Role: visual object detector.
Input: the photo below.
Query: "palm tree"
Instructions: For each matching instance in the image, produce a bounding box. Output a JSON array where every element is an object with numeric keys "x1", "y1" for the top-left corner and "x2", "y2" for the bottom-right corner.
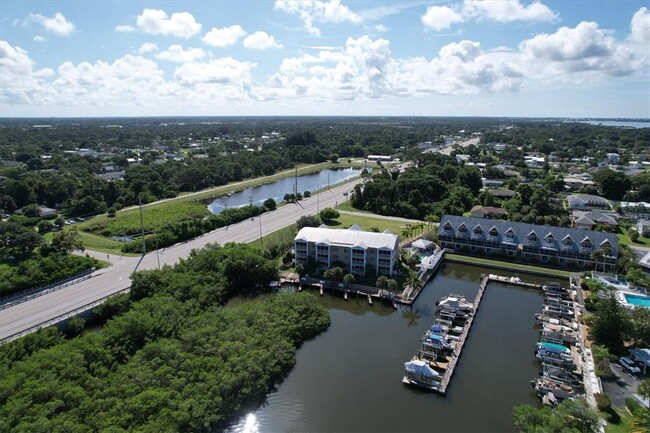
[
  {"x1": 591, "y1": 249, "x2": 604, "y2": 273},
  {"x1": 343, "y1": 273, "x2": 355, "y2": 288},
  {"x1": 406, "y1": 271, "x2": 422, "y2": 292},
  {"x1": 628, "y1": 409, "x2": 650, "y2": 433},
  {"x1": 638, "y1": 379, "x2": 650, "y2": 401},
  {"x1": 601, "y1": 244, "x2": 613, "y2": 272}
]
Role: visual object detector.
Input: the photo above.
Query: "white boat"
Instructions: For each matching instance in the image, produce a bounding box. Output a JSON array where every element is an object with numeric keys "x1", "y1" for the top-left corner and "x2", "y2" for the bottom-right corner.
[
  {"x1": 436, "y1": 295, "x2": 474, "y2": 313},
  {"x1": 403, "y1": 359, "x2": 441, "y2": 391},
  {"x1": 532, "y1": 377, "x2": 577, "y2": 401}
]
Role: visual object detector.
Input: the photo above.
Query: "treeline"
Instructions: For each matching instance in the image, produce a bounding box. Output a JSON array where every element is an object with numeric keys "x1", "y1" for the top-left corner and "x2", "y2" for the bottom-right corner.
[
  {"x1": 350, "y1": 154, "x2": 482, "y2": 219},
  {"x1": 0, "y1": 243, "x2": 330, "y2": 432}
]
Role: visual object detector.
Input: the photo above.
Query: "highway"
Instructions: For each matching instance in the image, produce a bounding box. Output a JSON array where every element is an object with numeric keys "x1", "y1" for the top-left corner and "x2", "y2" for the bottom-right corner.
[{"x1": 0, "y1": 179, "x2": 361, "y2": 341}]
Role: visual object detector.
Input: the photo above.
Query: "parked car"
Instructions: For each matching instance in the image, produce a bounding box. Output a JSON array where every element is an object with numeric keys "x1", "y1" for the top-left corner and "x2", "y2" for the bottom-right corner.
[{"x1": 620, "y1": 357, "x2": 641, "y2": 374}]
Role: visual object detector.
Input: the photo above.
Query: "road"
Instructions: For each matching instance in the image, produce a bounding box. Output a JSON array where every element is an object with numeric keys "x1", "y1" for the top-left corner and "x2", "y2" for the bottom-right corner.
[{"x1": 0, "y1": 179, "x2": 361, "y2": 341}]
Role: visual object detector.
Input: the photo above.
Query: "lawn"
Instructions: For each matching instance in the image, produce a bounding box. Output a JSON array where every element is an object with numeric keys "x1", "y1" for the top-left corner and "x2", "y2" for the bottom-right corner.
[
  {"x1": 446, "y1": 254, "x2": 573, "y2": 278},
  {"x1": 605, "y1": 407, "x2": 632, "y2": 433},
  {"x1": 335, "y1": 201, "x2": 373, "y2": 214},
  {"x1": 616, "y1": 226, "x2": 650, "y2": 247},
  {"x1": 44, "y1": 231, "x2": 137, "y2": 256},
  {"x1": 74, "y1": 162, "x2": 359, "y2": 246}
]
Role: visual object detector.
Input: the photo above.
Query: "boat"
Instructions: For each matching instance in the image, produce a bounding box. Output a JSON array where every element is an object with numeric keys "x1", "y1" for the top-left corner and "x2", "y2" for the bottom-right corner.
[
  {"x1": 531, "y1": 377, "x2": 577, "y2": 401},
  {"x1": 542, "y1": 282, "x2": 568, "y2": 296},
  {"x1": 403, "y1": 359, "x2": 441, "y2": 391},
  {"x1": 542, "y1": 305, "x2": 574, "y2": 320},
  {"x1": 540, "y1": 364, "x2": 581, "y2": 386},
  {"x1": 435, "y1": 295, "x2": 474, "y2": 313}
]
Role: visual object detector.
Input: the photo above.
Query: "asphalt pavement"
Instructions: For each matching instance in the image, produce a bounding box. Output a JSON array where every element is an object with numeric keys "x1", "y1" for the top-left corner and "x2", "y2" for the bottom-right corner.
[{"x1": 0, "y1": 179, "x2": 361, "y2": 341}]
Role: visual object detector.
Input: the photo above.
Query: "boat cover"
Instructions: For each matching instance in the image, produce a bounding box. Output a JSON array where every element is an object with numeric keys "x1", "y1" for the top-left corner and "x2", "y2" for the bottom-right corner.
[
  {"x1": 539, "y1": 342, "x2": 570, "y2": 353},
  {"x1": 430, "y1": 325, "x2": 444, "y2": 333},
  {"x1": 404, "y1": 360, "x2": 439, "y2": 377}
]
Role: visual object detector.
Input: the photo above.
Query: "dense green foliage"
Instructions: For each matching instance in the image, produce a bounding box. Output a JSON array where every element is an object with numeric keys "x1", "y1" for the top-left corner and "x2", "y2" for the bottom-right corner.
[
  {"x1": 512, "y1": 398, "x2": 602, "y2": 433},
  {"x1": 0, "y1": 243, "x2": 330, "y2": 432}
]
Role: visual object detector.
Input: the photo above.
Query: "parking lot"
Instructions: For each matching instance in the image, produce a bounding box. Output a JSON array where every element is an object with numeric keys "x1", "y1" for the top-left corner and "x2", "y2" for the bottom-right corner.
[{"x1": 602, "y1": 362, "x2": 642, "y2": 406}]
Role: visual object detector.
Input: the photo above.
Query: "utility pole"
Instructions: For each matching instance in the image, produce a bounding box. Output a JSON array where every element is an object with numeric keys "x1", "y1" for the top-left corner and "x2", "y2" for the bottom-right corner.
[
  {"x1": 155, "y1": 233, "x2": 160, "y2": 270},
  {"x1": 327, "y1": 173, "x2": 330, "y2": 190},
  {"x1": 317, "y1": 188, "x2": 320, "y2": 214},
  {"x1": 249, "y1": 195, "x2": 254, "y2": 220},
  {"x1": 294, "y1": 165, "x2": 298, "y2": 198},
  {"x1": 138, "y1": 195, "x2": 146, "y2": 255},
  {"x1": 259, "y1": 211, "x2": 263, "y2": 248},
  {"x1": 224, "y1": 201, "x2": 228, "y2": 230}
]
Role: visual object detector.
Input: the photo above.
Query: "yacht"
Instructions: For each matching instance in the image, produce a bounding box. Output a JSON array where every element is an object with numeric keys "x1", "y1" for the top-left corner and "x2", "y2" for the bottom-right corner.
[
  {"x1": 435, "y1": 295, "x2": 474, "y2": 313},
  {"x1": 403, "y1": 359, "x2": 441, "y2": 391}
]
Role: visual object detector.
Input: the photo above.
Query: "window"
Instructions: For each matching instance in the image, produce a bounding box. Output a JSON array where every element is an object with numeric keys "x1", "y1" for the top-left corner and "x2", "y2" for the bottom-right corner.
[
  {"x1": 473, "y1": 226, "x2": 482, "y2": 235},
  {"x1": 489, "y1": 227, "x2": 498, "y2": 237},
  {"x1": 581, "y1": 238, "x2": 592, "y2": 249},
  {"x1": 545, "y1": 235, "x2": 554, "y2": 244},
  {"x1": 458, "y1": 224, "x2": 467, "y2": 233},
  {"x1": 505, "y1": 229, "x2": 514, "y2": 240},
  {"x1": 443, "y1": 222, "x2": 452, "y2": 231},
  {"x1": 562, "y1": 236, "x2": 573, "y2": 246},
  {"x1": 528, "y1": 232, "x2": 537, "y2": 242}
]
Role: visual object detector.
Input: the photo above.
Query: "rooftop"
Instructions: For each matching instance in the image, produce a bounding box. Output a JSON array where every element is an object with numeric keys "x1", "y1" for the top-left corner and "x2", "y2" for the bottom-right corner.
[{"x1": 295, "y1": 226, "x2": 399, "y2": 250}]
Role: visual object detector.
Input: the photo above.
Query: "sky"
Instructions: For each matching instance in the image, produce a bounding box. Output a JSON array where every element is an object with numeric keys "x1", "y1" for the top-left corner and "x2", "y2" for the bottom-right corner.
[{"x1": 0, "y1": 0, "x2": 649, "y2": 118}]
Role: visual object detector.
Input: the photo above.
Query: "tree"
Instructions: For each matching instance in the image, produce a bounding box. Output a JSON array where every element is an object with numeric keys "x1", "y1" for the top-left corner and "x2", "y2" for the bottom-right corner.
[
  {"x1": 295, "y1": 264, "x2": 305, "y2": 277},
  {"x1": 343, "y1": 273, "x2": 355, "y2": 287},
  {"x1": 37, "y1": 220, "x2": 54, "y2": 234},
  {"x1": 263, "y1": 198, "x2": 277, "y2": 211},
  {"x1": 376, "y1": 275, "x2": 389, "y2": 289},
  {"x1": 589, "y1": 293, "x2": 632, "y2": 352},
  {"x1": 513, "y1": 398, "x2": 601, "y2": 433},
  {"x1": 638, "y1": 379, "x2": 650, "y2": 401},
  {"x1": 107, "y1": 207, "x2": 117, "y2": 218},
  {"x1": 296, "y1": 215, "x2": 321, "y2": 230},
  {"x1": 593, "y1": 169, "x2": 631, "y2": 200},
  {"x1": 319, "y1": 207, "x2": 340, "y2": 222},
  {"x1": 329, "y1": 153, "x2": 339, "y2": 163},
  {"x1": 303, "y1": 191, "x2": 311, "y2": 198},
  {"x1": 387, "y1": 279, "x2": 398, "y2": 291},
  {"x1": 51, "y1": 228, "x2": 85, "y2": 254},
  {"x1": 323, "y1": 267, "x2": 343, "y2": 281}
]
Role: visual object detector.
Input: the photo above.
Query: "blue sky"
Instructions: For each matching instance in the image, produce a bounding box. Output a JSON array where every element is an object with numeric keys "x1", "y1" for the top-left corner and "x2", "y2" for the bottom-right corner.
[{"x1": 1, "y1": 1, "x2": 648, "y2": 118}]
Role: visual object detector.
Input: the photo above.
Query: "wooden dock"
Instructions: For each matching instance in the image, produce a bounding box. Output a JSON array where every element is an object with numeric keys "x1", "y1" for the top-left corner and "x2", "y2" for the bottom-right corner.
[{"x1": 437, "y1": 275, "x2": 489, "y2": 395}]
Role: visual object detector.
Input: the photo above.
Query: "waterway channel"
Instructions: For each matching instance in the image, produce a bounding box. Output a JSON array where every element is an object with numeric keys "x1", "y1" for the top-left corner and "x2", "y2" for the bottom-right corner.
[
  {"x1": 226, "y1": 262, "x2": 567, "y2": 433},
  {"x1": 207, "y1": 167, "x2": 364, "y2": 214}
]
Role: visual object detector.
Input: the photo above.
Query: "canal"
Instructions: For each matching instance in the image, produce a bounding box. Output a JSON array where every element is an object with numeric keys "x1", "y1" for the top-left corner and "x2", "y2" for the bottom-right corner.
[
  {"x1": 226, "y1": 262, "x2": 567, "y2": 433},
  {"x1": 207, "y1": 167, "x2": 364, "y2": 214}
]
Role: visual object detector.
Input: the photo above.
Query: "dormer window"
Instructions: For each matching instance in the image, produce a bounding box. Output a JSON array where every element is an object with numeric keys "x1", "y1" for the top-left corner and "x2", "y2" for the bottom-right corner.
[
  {"x1": 489, "y1": 227, "x2": 498, "y2": 237},
  {"x1": 473, "y1": 225, "x2": 483, "y2": 235},
  {"x1": 544, "y1": 234, "x2": 555, "y2": 244},
  {"x1": 443, "y1": 222, "x2": 452, "y2": 231},
  {"x1": 581, "y1": 238, "x2": 592, "y2": 249},
  {"x1": 527, "y1": 231, "x2": 538, "y2": 242},
  {"x1": 505, "y1": 228, "x2": 514, "y2": 240},
  {"x1": 562, "y1": 236, "x2": 573, "y2": 246},
  {"x1": 458, "y1": 224, "x2": 467, "y2": 234}
]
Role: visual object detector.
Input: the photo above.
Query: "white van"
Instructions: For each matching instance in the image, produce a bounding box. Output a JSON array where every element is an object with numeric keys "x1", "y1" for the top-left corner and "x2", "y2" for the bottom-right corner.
[{"x1": 620, "y1": 357, "x2": 641, "y2": 374}]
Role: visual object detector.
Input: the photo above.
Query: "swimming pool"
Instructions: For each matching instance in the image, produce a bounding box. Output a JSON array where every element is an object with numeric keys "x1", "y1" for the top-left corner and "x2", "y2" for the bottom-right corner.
[{"x1": 624, "y1": 293, "x2": 650, "y2": 308}]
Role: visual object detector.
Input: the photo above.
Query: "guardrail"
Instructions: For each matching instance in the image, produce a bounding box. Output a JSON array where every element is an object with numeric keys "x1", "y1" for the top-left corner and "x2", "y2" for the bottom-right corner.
[
  {"x1": 0, "y1": 269, "x2": 95, "y2": 311},
  {"x1": 0, "y1": 288, "x2": 130, "y2": 344}
]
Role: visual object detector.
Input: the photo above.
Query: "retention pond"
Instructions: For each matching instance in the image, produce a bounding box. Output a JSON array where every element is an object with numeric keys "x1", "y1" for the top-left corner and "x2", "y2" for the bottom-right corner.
[
  {"x1": 207, "y1": 167, "x2": 364, "y2": 214},
  {"x1": 226, "y1": 262, "x2": 567, "y2": 432}
]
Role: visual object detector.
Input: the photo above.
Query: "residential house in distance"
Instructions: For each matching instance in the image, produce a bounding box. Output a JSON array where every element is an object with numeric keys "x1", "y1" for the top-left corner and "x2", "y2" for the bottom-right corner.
[
  {"x1": 438, "y1": 215, "x2": 618, "y2": 271},
  {"x1": 567, "y1": 194, "x2": 611, "y2": 210},
  {"x1": 294, "y1": 225, "x2": 400, "y2": 276},
  {"x1": 572, "y1": 210, "x2": 618, "y2": 231},
  {"x1": 469, "y1": 206, "x2": 507, "y2": 219}
]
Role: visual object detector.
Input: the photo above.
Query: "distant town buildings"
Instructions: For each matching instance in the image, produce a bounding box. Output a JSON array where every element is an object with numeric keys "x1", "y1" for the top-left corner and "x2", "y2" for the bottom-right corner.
[{"x1": 567, "y1": 194, "x2": 611, "y2": 210}]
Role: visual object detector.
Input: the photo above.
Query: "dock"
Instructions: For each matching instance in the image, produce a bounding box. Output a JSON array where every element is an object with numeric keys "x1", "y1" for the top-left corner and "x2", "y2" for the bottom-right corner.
[{"x1": 437, "y1": 275, "x2": 488, "y2": 394}]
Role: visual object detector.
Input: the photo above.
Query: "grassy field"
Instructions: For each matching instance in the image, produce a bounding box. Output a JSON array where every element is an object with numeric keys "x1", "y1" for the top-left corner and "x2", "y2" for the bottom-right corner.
[
  {"x1": 446, "y1": 254, "x2": 573, "y2": 278},
  {"x1": 605, "y1": 407, "x2": 632, "y2": 433},
  {"x1": 616, "y1": 226, "x2": 650, "y2": 247},
  {"x1": 44, "y1": 231, "x2": 137, "y2": 256},
  {"x1": 335, "y1": 201, "x2": 373, "y2": 214},
  {"x1": 74, "y1": 162, "x2": 358, "y2": 241}
]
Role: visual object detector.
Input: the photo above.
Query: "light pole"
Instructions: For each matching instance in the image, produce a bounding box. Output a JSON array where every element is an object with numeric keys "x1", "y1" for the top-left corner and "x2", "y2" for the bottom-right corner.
[
  {"x1": 259, "y1": 211, "x2": 263, "y2": 248},
  {"x1": 249, "y1": 195, "x2": 254, "y2": 220},
  {"x1": 224, "y1": 201, "x2": 228, "y2": 230}
]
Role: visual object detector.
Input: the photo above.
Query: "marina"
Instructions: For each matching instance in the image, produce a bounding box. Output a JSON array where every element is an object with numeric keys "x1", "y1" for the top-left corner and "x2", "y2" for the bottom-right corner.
[{"x1": 228, "y1": 262, "x2": 559, "y2": 433}]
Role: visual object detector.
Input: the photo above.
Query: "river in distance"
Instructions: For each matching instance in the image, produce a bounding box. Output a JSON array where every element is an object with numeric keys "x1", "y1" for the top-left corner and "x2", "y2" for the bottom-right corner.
[
  {"x1": 207, "y1": 167, "x2": 365, "y2": 214},
  {"x1": 226, "y1": 262, "x2": 567, "y2": 433}
]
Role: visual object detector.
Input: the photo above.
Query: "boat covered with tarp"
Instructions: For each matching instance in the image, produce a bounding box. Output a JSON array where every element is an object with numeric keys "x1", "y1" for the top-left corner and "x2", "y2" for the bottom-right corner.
[{"x1": 403, "y1": 359, "x2": 441, "y2": 391}]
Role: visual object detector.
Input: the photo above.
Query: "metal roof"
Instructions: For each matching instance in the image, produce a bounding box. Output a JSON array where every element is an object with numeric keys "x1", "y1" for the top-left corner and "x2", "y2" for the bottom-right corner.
[{"x1": 295, "y1": 226, "x2": 399, "y2": 250}]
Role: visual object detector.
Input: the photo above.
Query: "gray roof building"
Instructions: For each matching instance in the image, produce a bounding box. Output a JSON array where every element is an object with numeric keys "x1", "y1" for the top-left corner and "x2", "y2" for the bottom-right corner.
[{"x1": 567, "y1": 194, "x2": 611, "y2": 210}]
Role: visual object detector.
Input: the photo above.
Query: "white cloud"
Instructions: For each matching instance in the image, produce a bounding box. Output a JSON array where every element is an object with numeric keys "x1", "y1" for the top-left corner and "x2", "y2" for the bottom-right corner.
[
  {"x1": 374, "y1": 24, "x2": 388, "y2": 33},
  {"x1": 27, "y1": 12, "x2": 76, "y2": 36},
  {"x1": 202, "y1": 25, "x2": 247, "y2": 47},
  {"x1": 115, "y1": 25, "x2": 135, "y2": 33},
  {"x1": 173, "y1": 57, "x2": 255, "y2": 86},
  {"x1": 0, "y1": 41, "x2": 56, "y2": 104},
  {"x1": 463, "y1": 0, "x2": 558, "y2": 23},
  {"x1": 243, "y1": 31, "x2": 284, "y2": 49},
  {"x1": 630, "y1": 7, "x2": 650, "y2": 44},
  {"x1": 33, "y1": 36, "x2": 46, "y2": 43},
  {"x1": 274, "y1": 0, "x2": 362, "y2": 36},
  {"x1": 135, "y1": 8, "x2": 202, "y2": 38},
  {"x1": 155, "y1": 45, "x2": 206, "y2": 62},
  {"x1": 138, "y1": 42, "x2": 159, "y2": 55},
  {"x1": 422, "y1": 6, "x2": 464, "y2": 31},
  {"x1": 519, "y1": 21, "x2": 637, "y2": 76}
]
